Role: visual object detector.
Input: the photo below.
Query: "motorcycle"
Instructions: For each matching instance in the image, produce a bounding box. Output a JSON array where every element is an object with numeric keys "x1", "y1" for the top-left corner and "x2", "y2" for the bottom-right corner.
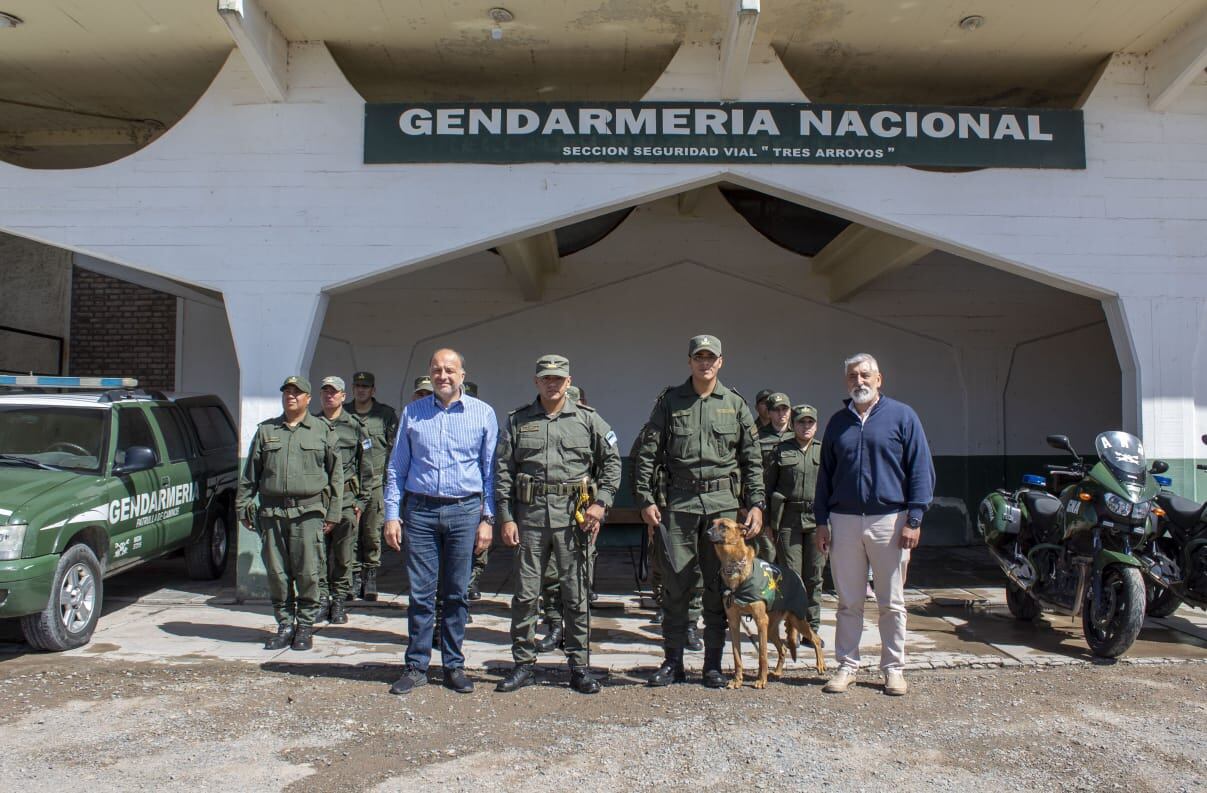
[
  {"x1": 977, "y1": 431, "x2": 1167, "y2": 658},
  {"x1": 1137, "y1": 433, "x2": 1207, "y2": 617}
]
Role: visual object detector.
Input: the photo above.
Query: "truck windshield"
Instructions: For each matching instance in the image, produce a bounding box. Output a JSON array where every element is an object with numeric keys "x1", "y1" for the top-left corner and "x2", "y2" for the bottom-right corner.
[{"x1": 0, "y1": 406, "x2": 106, "y2": 474}]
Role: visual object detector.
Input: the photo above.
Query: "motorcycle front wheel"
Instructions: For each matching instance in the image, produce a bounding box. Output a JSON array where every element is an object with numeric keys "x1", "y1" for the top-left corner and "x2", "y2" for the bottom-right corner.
[{"x1": 1083, "y1": 565, "x2": 1145, "y2": 658}]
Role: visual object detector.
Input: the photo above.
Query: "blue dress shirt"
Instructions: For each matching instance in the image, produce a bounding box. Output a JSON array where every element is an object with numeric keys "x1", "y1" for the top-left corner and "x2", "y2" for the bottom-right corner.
[{"x1": 384, "y1": 392, "x2": 498, "y2": 522}]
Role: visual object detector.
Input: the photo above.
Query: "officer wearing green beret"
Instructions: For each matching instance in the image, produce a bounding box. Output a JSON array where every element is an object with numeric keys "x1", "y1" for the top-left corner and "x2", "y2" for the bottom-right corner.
[
  {"x1": 315, "y1": 376, "x2": 374, "y2": 623},
  {"x1": 765, "y1": 404, "x2": 825, "y2": 632},
  {"x1": 495, "y1": 355, "x2": 621, "y2": 695},
  {"x1": 346, "y1": 371, "x2": 398, "y2": 602},
  {"x1": 236, "y1": 375, "x2": 342, "y2": 651},
  {"x1": 635, "y1": 335, "x2": 765, "y2": 687},
  {"x1": 754, "y1": 392, "x2": 794, "y2": 562}
]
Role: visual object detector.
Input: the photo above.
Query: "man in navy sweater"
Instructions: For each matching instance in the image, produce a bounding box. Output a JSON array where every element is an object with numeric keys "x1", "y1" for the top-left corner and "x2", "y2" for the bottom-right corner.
[{"x1": 814, "y1": 353, "x2": 934, "y2": 696}]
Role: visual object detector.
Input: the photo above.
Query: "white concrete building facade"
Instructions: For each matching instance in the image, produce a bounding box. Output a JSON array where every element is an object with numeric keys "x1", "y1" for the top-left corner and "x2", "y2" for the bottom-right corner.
[{"x1": 1, "y1": 3, "x2": 1205, "y2": 590}]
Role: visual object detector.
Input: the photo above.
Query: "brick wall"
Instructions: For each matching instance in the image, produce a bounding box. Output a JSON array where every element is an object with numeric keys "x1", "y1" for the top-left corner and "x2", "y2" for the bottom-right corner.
[{"x1": 69, "y1": 267, "x2": 176, "y2": 390}]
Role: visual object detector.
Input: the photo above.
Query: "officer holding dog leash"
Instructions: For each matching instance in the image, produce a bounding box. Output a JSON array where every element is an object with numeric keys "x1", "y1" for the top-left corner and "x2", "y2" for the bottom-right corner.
[{"x1": 494, "y1": 355, "x2": 621, "y2": 695}]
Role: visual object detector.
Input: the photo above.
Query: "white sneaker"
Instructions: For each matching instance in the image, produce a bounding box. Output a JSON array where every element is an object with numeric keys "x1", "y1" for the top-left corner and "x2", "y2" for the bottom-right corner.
[
  {"x1": 883, "y1": 669, "x2": 908, "y2": 696},
  {"x1": 822, "y1": 667, "x2": 856, "y2": 693}
]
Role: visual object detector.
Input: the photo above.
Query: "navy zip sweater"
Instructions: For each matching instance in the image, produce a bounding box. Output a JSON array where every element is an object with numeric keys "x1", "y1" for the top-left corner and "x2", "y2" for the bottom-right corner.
[{"x1": 814, "y1": 395, "x2": 935, "y2": 525}]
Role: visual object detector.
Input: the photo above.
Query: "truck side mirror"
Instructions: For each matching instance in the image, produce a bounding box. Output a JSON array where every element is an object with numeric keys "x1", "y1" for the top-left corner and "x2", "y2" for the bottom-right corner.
[
  {"x1": 114, "y1": 445, "x2": 157, "y2": 475},
  {"x1": 1150, "y1": 460, "x2": 1169, "y2": 474}
]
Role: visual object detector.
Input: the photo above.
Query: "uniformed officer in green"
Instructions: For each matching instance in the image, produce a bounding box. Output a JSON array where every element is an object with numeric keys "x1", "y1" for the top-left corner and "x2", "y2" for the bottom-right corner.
[
  {"x1": 315, "y1": 376, "x2": 373, "y2": 623},
  {"x1": 753, "y1": 388, "x2": 775, "y2": 430},
  {"x1": 495, "y1": 355, "x2": 621, "y2": 695},
  {"x1": 236, "y1": 375, "x2": 342, "y2": 651},
  {"x1": 346, "y1": 371, "x2": 398, "y2": 602},
  {"x1": 635, "y1": 335, "x2": 765, "y2": 687},
  {"x1": 754, "y1": 392, "x2": 793, "y2": 562},
  {"x1": 411, "y1": 375, "x2": 434, "y2": 402},
  {"x1": 466, "y1": 380, "x2": 489, "y2": 607},
  {"x1": 765, "y1": 404, "x2": 825, "y2": 631}
]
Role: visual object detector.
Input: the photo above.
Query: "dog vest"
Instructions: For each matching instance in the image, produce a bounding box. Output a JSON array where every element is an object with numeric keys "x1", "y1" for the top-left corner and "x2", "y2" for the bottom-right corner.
[{"x1": 723, "y1": 558, "x2": 811, "y2": 621}]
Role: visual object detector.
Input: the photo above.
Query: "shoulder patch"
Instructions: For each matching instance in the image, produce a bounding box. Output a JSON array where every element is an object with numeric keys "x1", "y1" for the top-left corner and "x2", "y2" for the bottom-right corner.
[{"x1": 604, "y1": 430, "x2": 618, "y2": 447}]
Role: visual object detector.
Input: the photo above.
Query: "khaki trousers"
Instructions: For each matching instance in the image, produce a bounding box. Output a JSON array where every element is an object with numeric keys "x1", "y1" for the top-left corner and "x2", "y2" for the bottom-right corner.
[{"x1": 830, "y1": 511, "x2": 910, "y2": 672}]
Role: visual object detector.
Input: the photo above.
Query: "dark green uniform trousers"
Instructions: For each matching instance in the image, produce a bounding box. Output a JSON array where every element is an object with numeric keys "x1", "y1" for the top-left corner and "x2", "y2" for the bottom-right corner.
[
  {"x1": 647, "y1": 527, "x2": 702, "y2": 622},
  {"x1": 656, "y1": 509, "x2": 735, "y2": 650},
  {"x1": 470, "y1": 543, "x2": 490, "y2": 590},
  {"x1": 319, "y1": 506, "x2": 357, "y2": 601},
  {"x1": 260, "y1": 513, "x2": 325, "y2": 626},
  {"x1": 754, "y1": 531, "x2": 777, "y2": 564},
  {"x1": 540, "y1": 540, "x2": 596, "y2": 626},
  {"x1": 511, "y1": 524, "x2": 590, "y2": 668},
  {"x1": 352, "y1": 490, "x2": 384, "y2": 573},
  {"x1": 776, "y1": 523, "x2": 826, "y2": 630}
]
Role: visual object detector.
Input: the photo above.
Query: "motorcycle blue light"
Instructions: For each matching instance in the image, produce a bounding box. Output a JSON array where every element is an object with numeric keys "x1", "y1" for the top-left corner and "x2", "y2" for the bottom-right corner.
[
  {"x1": 1154, "y1": 475, "x2": 1172, "y2": 487},
  {"x1": 1022, "y1": 474, "x2": 1046, "y2": 487}
]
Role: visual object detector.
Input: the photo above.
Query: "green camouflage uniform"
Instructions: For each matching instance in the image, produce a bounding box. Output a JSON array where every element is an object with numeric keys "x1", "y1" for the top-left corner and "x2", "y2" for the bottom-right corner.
[
  {"x1": 634, "y1": 377, "x2": 764, "y2": 651},
  {"x1": 236, "y1": 411, "x2": 342, "y2": 627},
  {"x1": 347, "y1": 398, "x2": 397, "y2": 575},
  {"x1": 318, "y1": 410, "x2": 373, "y2": 602},
  {"x1": 765, "y1": 421, "x2": 824, "y2": 630},
  {"x1": 496, "y1": 389, "x2": 621, "y2": 670}
]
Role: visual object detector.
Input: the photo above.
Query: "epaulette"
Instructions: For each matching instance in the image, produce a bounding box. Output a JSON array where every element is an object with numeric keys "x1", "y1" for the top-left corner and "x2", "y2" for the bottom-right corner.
[
  {"x1": 729, "y1": 385, "x2": 747, "y2": 400},
  {"x1": 651, "y1": 385, "x2": 673, "y2": 411},
  {"x1": 577, "y1": 403, "x2": 596, "y2": 412},
  {"x1": 507, "y1": 403, "x2": 530, "y2": 416}
]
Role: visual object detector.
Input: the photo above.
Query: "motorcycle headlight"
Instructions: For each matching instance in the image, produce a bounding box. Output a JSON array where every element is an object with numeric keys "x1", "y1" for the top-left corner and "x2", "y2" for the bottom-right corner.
[
  {"x1": 1133, "y1": 501, "x2": 1152, "y2": 521},
  {"x1": 1103, "y1": 493, "x2": 1133, "y2": 517},
  {"x1": 0, "y1": 522, "x2": 26, "y2": 561}
]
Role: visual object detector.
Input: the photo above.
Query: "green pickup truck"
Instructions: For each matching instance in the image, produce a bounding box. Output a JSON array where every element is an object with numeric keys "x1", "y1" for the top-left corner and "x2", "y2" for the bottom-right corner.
[{"x1": 0, "y1": 376, "x2": 239, "y2": 651}]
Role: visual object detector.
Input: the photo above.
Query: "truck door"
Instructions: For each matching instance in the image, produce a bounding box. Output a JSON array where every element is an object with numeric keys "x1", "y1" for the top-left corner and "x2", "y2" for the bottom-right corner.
[
  {"x1": 107, "y1": 405, "x2": 165, "y2": 568},
  {"x1": 148, "y1": 404, "x2": 204, "y2": 549}
]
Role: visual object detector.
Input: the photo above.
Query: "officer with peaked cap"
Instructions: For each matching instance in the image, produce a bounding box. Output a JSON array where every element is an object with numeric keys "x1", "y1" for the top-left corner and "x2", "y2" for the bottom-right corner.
[{"x1": 346, "y1": 371, "x2": 398, "y2": 601}]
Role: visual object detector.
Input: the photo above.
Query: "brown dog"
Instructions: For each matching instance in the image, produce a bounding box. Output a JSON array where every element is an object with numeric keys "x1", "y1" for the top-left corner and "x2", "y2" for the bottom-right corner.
[{"x1": 707, "y1": 517, "x2": 826, "y2": 689}]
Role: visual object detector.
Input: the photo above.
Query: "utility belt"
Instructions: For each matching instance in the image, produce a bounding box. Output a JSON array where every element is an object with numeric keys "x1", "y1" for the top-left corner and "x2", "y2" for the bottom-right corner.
[
  {"x1": 784, "y1": 499, "x2": 814, "y2": 510},
  {"x1": 259, "y1": 493, "x2": 324, "y2": 510},
  {"x1": 515, "y1": 473, "x2": 595, "y2": 505},
  {"x1": 670, "y1": 474, "x2": 737, "y2": 495}
]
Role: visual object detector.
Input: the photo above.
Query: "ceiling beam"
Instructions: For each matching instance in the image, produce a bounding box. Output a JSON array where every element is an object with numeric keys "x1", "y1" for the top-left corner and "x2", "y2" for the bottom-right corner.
[
  {"x1": 811, "y1": 225, "x2": 932, "y2": 303},
  {"x1": 719, "y1": 0, "x2": 760, "y2": 100},
  {"x1": 497, "y1": 232, "x2": 560, "y2": 302},
  {"x1": 217, "y1": 0, "x2": 289, "y2": 103},
  {"x1": 1147, "y1": 10, "x2": 1207, "y2": 112}
]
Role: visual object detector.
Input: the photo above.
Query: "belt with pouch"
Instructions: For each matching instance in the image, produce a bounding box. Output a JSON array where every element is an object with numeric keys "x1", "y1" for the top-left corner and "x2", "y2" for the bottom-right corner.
[
  {"x1": 532, "y1": 480, "x2": 591, "y2": 497},
  {"x1": 670, "y1": 475, "x2": 732, "y2": 494}
]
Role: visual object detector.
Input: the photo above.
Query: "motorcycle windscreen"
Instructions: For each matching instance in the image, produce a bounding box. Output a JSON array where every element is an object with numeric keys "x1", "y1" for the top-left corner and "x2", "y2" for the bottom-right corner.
[{"x1": 1094, "y1": 431, "x2": 1146, "y2": 485}]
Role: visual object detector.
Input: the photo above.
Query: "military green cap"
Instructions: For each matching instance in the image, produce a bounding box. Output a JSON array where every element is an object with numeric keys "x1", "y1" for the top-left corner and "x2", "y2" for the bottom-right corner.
[
  {"x1": 565, "y1": 385, "x2": 582, "y2": 403},
  {"x1": 412, "y1": 376, "x2": 433, "y2": 394},
  {"x1": 535, "y1": 354, "x2": 570, "y2": 378},
  {"x1": 280, "y1": 375, "x2": 311, "y2": 394},
  {"x1": 755, "y1": 388, "x2": 775, "y2": 405},
  {"x1": 792, "y1": 404, "x2": 818, "y2": 423},
  {"x1": 766, "y1": 392, "x2": 791, "y2": 410},
  {"x1": 688, "y1": 334, "x2": 722, "y2": 357},
  {"x1": 463, "y1": 381, "x2": 479, "y2": 397},
  {"x1": 320, "y1": 375, "x2": 346, "y2": 392},
  {"x1": 352, "y1": 371, "x2": 375, "y2": 386}
]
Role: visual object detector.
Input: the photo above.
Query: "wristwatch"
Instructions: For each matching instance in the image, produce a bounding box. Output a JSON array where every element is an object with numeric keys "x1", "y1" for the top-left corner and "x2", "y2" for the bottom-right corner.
[
  {"x1": 750, "y1": 500, "x2": 768, "y2": 512},
  {"x1": 906, "y1": 517, "x2": 922, "y2": 529},
  {"x1": 481, "y1": 514, "x2": 496, "y2": 526}
]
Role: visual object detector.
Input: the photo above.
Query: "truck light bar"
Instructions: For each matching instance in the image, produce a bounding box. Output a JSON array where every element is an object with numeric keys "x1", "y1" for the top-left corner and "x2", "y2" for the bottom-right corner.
[{"x1": 0, "y1": 375, "x2": 139, "y2": 389}]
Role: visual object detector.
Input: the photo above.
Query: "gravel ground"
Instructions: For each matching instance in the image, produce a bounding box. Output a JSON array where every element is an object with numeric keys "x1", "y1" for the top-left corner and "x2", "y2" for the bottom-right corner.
[{"x1": 0, "y1": 657, "x2": 1203, "y2": 793}]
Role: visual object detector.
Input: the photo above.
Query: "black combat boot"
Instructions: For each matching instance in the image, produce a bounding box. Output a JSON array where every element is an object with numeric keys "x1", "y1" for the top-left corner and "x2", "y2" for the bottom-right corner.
[
  {"x1": 685, "y1": 624, "x2": 704, "y2": 652},
  {"x1": 467, "y1": 581, "x2": 482, "y2": 601},
  {"x1": 348, "y1": 572, "x2": 361, "y2": 601},
  {"x1": 329, "y1": 597, "x2": 348, "y2": 624},
  {"x1": 569, "y1": 667, "x2": 601, "y2": 695},
  {"x1": 316, "y1": 595, "x2": 331, "y2": 623},
  {"x1": 264, "y1": 622, "x2": 294, "y2": 650},
  {"x1": 535, "y1": 623, "x2": 564, "y2": 653},
  {"x1": 701, "y1": 646, "x2": 726, "y2": 688},
  {"x1": 495, "y1": 663, "x2": 536, "y2": 692},
  {"x1": 646, "y1": 648, "x2": 686, "y2": 687},
  {"x1": 291, "y1": 624, "x2": 314, "y2": 651},
  {"x1": 361, "y1": 568, "x2": 378, "y2": 601}
]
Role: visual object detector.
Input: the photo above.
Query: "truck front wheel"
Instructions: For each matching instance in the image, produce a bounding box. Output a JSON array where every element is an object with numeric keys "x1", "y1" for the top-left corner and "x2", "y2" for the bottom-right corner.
[{"x1": 20, "y1": 543, "x2": 104, "y2": 651}]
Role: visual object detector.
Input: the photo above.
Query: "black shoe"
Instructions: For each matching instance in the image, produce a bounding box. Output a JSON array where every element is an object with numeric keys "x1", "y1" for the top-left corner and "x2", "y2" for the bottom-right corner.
[
  {"x1": 362, "y1": 568, "x2": 378, "y2": 602},
  {"x1": 570, "y1": 668, "x2": 601, "y2": 694},
  {"x1": 443, "y1": 668, "x2": 474, "y2": 694},
  {"x1": 316, "y1": 595, "x2": 331, "y2": 623},
  {"x1": 646, "y1": 649, "x2": 686, "y2": 687},
  {"x1": 291, "y1": 624, "x2": 314, "y2": 651},
  {"x1": 348, "y1": 572, "x2": 361, "y2": 601},
  {"x1": 495, "y1": 664, "x2": 536, "y2": 693},
  {"x1": 467, "y1": 582, "x2": 482, "y2": 601},
  {"x1": 685, "y1": 625, "x2": 704, "y2": 652},
  {"x1": 264, "y1": 623, "x2": 294, "y2": 650},
  {"x1": 701, "y1": 646, "x2": 726, "y2": 688},
  {"x1": 535, "y1": 623, "x2": 564, "y2": 654},
  {"x1": 651, "y1": 610, "x2": 663, "y2": 625},
  {"x1": 390, "y1": 665, "x2": 428, "y2": 695},
  {"x1": 588, "y1": 588, "x2": 599, "y2": 603},
  {"x1": 329, "y1": 598, "x2": 348, "y2": 625}
]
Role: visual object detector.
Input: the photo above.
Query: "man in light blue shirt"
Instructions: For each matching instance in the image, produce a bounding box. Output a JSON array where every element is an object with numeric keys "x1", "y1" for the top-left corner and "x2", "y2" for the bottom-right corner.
[{"x1": 384, "y1": 348, "x2": 497, "y2": 695}]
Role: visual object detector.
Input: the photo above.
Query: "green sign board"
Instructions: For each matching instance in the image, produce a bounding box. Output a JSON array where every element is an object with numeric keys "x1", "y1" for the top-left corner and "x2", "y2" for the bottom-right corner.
[{"x1": 364, "y1": 102, "x2": 1085, "y2": 169}]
